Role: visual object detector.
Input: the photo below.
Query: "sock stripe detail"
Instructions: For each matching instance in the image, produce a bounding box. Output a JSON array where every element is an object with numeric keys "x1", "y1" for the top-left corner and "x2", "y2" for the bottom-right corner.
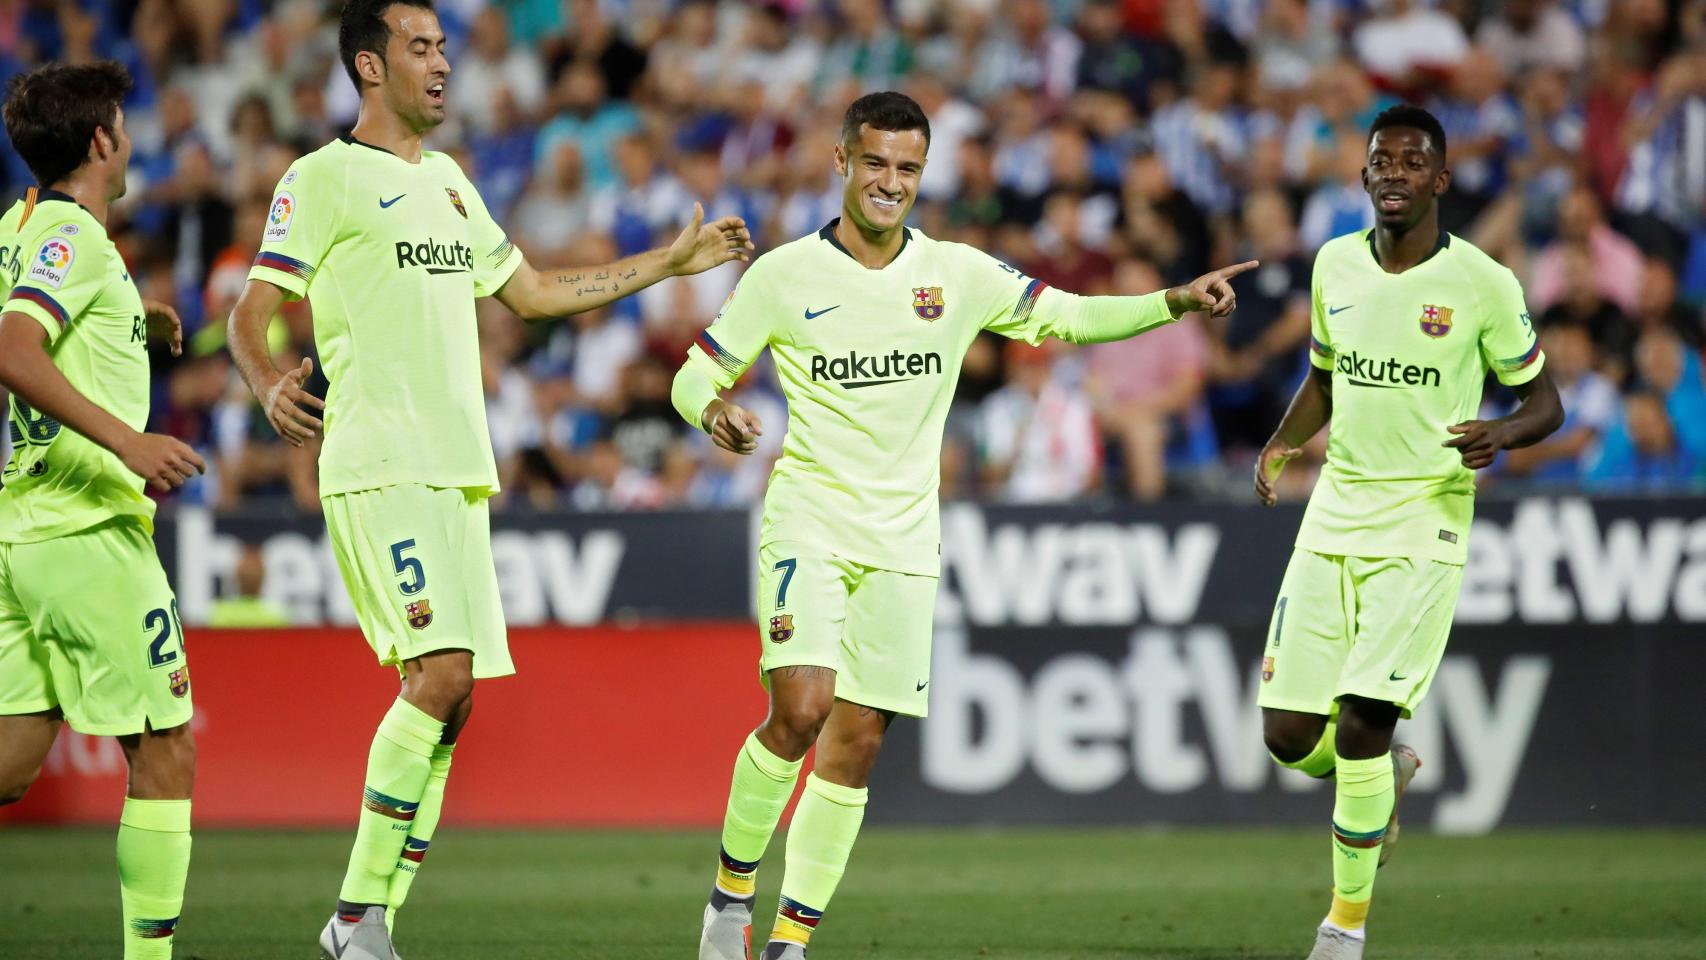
[
  {"x1": 129, "y1": 917, "x2": 179, "y2": 938},
  {"x1": 720, "y1": 846, "x2": 760, "y2": 875},
  {"x1": 362, "y1": 787, "x2": 420, "y2": 821},
  {"x1": 1332, "y1": 822, "x2": 1387, "y2": 849},
  {"x1": 401, "y1": 837, "x2": 430, "y2": 863},
  {"x1": 777, "y1": 896, "x2": 822, "y2": 928}
]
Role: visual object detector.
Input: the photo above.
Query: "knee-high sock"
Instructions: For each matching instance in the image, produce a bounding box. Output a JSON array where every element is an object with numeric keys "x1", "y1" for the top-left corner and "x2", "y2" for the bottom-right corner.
[
  {"x1": 715, "y1": 732, "x2": 804, "y2": 900},
  {"x1": 1327, "y1": 753, "x2": 1395, "y2": 932},
  {"x1": 118, "y1": 798, "x2": 192, "y2": 960},
  {"x1": 386, "y1": 742, "x2": 455, "y2": 929},
  {"x1": 339, "y1": 699, "x2": 443, "y2": 908},
  {"x1": 1272, "y1": 719, "x2": 1337, "y2": 779},
  {"x1": 770, "y1": 774, "x2": 867, "y2": 948}
]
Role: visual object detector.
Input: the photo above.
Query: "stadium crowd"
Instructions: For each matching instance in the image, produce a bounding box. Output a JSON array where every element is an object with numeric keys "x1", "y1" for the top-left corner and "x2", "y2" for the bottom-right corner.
[{"x1": 0, "y1": 0, "x2": 1703, "y2": 510}]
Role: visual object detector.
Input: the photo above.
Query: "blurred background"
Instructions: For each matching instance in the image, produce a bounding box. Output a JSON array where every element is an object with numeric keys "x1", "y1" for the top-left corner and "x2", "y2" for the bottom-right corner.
[{"x1": 1, "y1": 0, "x2": 1704, "y2": 887}]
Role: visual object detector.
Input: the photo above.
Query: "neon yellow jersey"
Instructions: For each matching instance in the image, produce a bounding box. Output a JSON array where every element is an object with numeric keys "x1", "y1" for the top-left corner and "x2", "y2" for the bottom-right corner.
[
  {"x1": 681, "y1": 221, "x2": 1167, "y2": 576},
  {"x1": 1300, "y1": 230, "x2": 1544, "y2": 564},
  {"x1": 0, "y1": 191, "x2": 153, "y2": 543},
  {"x1": 249, "y1": 136, "x2": 523, "y2": 497}
]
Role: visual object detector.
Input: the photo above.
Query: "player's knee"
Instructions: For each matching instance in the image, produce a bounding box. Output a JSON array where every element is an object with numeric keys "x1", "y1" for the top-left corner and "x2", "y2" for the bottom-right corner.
[
  {"x1": 765, "y1": 703, "x2": 830, "y2": 757},
  {"x1": 0, "y1": 768, "x2": 40, "y2": 806},
  {"x1": 406, "y1": 667, "x2": 475, "y2": 719},
  {"x1": 1262, "y1": 712, "x2": 1324, "y2": 763},
  {"x1": 839, "y1": 724, "x2": 885, "y2": 770}
]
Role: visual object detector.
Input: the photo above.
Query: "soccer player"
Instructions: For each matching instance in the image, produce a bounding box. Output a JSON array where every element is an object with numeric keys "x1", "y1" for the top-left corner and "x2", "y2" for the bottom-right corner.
[
  {"x1": 1253, "y1": 105, "x2": 1563, "y2": 960},
  {"x1": 225, "y1": 3, "x2": 751, "y2": 958},
  {"x1": 0, "y1": 62, "x2": 206, "y2": 960},
  {"x1": 675, "y1": 91, "x2": 1258, "y2": 960}
]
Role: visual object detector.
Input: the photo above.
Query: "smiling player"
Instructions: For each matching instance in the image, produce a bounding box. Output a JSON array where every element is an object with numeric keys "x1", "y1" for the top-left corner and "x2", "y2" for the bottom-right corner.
[
  {"x1": 0, "y1": 61, "x2": 204, "y2": 960},
  {"x1": 226, "y1": 3, "x2": 751, "y2": 958},
  {"x1": 1253, "y1": 105, "x2": 1563, "y2": 959},
  {"x1": 675, "y1": 91, "x2": 1258, "y2": 960}
]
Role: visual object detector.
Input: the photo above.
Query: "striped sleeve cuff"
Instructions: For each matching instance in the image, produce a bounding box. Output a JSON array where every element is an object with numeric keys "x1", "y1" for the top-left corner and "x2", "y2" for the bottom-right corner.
[
  {"x1": 1309, "y1": 335, "x2": 1334, "y2": 369},
  {"x1": 248, "y1": 251, "x2": 316, "y2": 299},
  {"x1": 5, "y1": 286, "x2": 70, "y2": 342},
  {"x1": 1013, "y1": 277, "x2": 1050, "y2": 329},
  {"x1": 693, "y1": 329, "x2": 747, "y2": 382},
  {"x1": 1493, "y1": 340, "x2": 1544, "y2": 385}
]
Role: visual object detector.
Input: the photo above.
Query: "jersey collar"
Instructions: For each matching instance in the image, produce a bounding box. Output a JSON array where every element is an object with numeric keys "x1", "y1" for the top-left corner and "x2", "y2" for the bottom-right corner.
[
  {"x1": 819, "y1": 217, "x2": 911, "y2": 268},
  {"x1": 1366, "y1": 228, "x2": 1450, "y2": 271},
  {"x1": 339, "y1": 133, "x2": 402, "y2": 159}
]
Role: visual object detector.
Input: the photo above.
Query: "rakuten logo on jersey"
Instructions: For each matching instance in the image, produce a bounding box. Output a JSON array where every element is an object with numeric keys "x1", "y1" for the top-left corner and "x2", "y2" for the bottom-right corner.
[
  {"x1": 810, "y1": 349, "x2": 943, "y2": 389},
  {"x1": 1335, "y1": 349, "x2": 1441, "y2": 388},
  {"x1": 395, "y1": 238, "x2": 474, "y2": 275}
]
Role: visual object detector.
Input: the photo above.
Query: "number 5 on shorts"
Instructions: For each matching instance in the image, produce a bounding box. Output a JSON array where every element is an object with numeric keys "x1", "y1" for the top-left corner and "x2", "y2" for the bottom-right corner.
[
  {"x1": 774, "y1": 558, "x2": 796, "y2": 608},
  {"x1": 391, "y1": 539, "x2": 426, "y2": 596}
]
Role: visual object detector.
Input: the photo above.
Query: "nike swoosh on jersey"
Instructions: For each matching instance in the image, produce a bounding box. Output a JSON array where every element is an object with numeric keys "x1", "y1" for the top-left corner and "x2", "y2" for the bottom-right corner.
[
  {"x1": 1388, "y1": 670, "x2": 1408, "y2": 681},
  {"x1": 1328, "y1": 304, "x2": 1355, "y2": 315},
  {"x1": 916, "y1": 680, "x2": 929, "y2": 691},
  {"x1": 804, "y1": 305, "x2": 840, "y2": 319},
  {"x1": 380, "y1": 195, "x2": 406, "y2": 208}
]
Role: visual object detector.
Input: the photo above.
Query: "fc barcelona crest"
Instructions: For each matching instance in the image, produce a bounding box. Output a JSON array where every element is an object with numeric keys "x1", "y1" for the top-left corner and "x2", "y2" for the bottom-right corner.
[
  {"x1": 1419, "y1": 304, "x2": 1453, "y2": 338},
  {"x1": 1261, "y1": 656, "x2": 1275, "y2": 683},
  {"x1": 912, "y1": 286, "x2": 945, "y2": 321},
  {"x1": 169, "y1": 666, "x2": 191, "y2": 699},
  {"x1": 406, "y1": 599, "x2": 434, "y2": 630},
  {"x1": 768, "y1": 614, "x2": 795, "y2": 644},
  {"x1": 445, "y1": 188, "x2": 467, "y2": 218}
]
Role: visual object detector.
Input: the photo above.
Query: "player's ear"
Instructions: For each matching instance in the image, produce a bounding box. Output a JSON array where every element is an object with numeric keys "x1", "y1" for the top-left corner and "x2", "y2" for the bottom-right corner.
[
  {"x1": 355, "y1": 49, "x2": 386, "y2": 87},
  {"x1": 1434, "y1": 165, "x2": 1451, "y2": 197},
  {"x1": 833, "y1": 142, "x2": 850, "y2": 179}
]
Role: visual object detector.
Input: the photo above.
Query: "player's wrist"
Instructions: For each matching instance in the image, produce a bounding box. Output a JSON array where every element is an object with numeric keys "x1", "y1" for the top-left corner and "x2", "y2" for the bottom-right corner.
[
  {"x1": 701, "y1": 399, "x2": 726, "y2": 434},
  {"x1": 1164, "y1": 287, "x2": 1189, "y2": 318}
]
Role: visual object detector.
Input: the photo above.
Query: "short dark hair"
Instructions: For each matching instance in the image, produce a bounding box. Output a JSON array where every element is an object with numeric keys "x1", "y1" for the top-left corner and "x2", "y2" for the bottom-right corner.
[
  {"x1": 2, "y1": 61, "x2": 132, "y2": 189},
  {"x1": 339, "y1": 0, "x2": 436, "y2": 89},
  {"x1": 1368, "y1": 104, "x2": 1447, "y2": 162},
  {"x1": 841, "y1": 91, "x2": 931, "y2": 150}
]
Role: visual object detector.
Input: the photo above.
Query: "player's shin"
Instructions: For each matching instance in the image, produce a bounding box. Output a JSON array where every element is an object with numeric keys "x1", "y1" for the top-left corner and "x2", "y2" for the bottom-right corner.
[
  {"x1": 770, "y1": 773, "x2": 868, "y2": 952},
  {"x1": 1325, "y1": 753, "x2": 1395, "y2": 937},
  {"x1": 384, "y1": 741, "x2": 454, "y2": 930},
  {"x1": 117, "y1": 798, "x2": 192, "y2": 960},
  {"x1": 715, "y1": 732, "x2": 804, "y2": 900},
  {"x1": 338, "y1": 700, "x2": 443, "y2": 914}
]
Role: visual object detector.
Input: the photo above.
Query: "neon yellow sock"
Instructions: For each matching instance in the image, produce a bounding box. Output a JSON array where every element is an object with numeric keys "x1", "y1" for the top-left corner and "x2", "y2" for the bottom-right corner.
[
  {"x1": 386, "y1": 742, "x2": 454, "y2": 930},
  {"x1": 1272, "y1": 719, "x2": 1337, "y2": 779},
  {"x1": 772, "y1": 774, "x2": 867, "y2": 948},
  {"x1": 117, "y1": 798, "x2": 191, "y2": 960},
  {"x1": 715, "y1": 733, "x2": 803, "y2": 899},
  {"x1": 1327, "y1": 752, "x2": 1395, "y2": 927},
  {"x1": 339, "y1": 699, "x2": 442, "y2": 907}
]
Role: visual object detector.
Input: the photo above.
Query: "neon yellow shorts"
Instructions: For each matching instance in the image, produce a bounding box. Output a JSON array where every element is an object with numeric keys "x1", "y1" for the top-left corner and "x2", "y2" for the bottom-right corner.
[
  {"x1": 0, "y1": 518, "x2": 192, "y2": 735},
  {"x1": 1256, "y1": 548, "x2": 1464, "y2": 719},
  {"x1": 323, "y1": 484, "x2": 512, "y2": 679},
  {"x1": 756, "y1": 541, "x2": 939, "y2": 718}
]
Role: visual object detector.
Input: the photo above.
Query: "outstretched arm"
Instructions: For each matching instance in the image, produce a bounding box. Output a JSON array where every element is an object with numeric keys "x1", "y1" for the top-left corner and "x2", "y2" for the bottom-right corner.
[
  {"x1": 495, "y1": 203, "x2": 753, "y2": 321},
  {"x1": 0, "y1": 313, "x2": 204, "y2": 490},
  {"x1": 1443, "y1": 366, "x2": 1564, "y2": 469},
  {"x1": 1255, "y1": 365, "x2": 1332, "y2": 506},
  {"x1": 1005, "y1": 260, "x2": 1262, "y2": 345}
]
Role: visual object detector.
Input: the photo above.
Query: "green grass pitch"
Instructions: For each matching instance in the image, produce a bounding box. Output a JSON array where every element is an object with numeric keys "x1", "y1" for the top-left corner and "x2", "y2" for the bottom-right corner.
[{"x1": 2, "y1": 827, "x2": 1702, "y2": 959}]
